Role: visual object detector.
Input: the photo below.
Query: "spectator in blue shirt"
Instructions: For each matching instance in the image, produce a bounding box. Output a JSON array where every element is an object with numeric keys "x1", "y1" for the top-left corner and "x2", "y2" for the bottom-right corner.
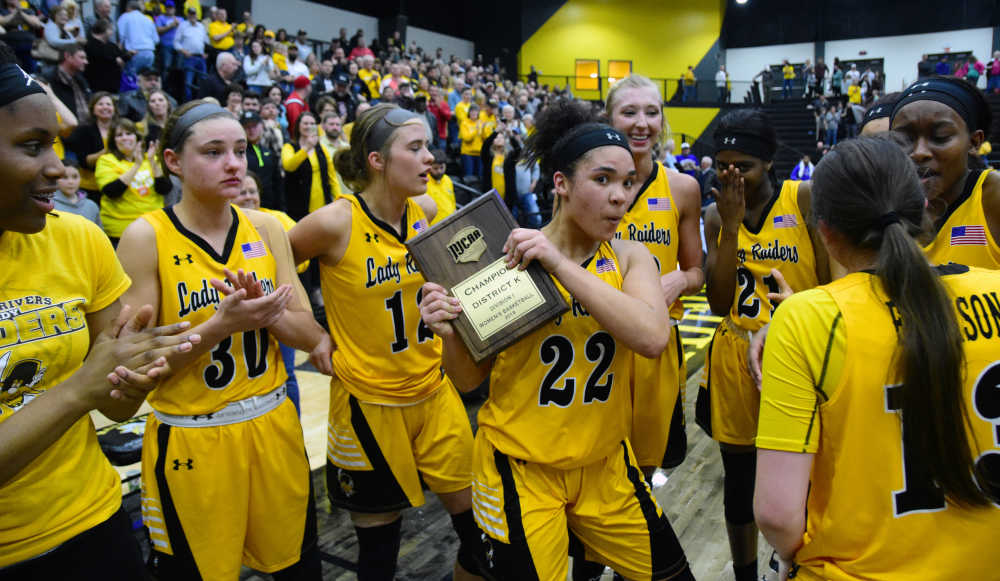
[
  {"x1": 173, "y1": 6, "x2": 208, "y2": 101},
  {"x1": 155, "y1": 0, "x2": 181, "y2": 73},
  {"x1": 935, "y1": 56, "x2": 952, "y2": 76},
  {"x1": 117, "y1": 0, "x2": 158, "y2": 79}
]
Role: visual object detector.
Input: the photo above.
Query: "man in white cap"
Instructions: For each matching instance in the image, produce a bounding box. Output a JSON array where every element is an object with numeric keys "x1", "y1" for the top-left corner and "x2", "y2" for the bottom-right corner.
[{"x1": 676, "y1": 141, "x2": 697, "y2": 176}]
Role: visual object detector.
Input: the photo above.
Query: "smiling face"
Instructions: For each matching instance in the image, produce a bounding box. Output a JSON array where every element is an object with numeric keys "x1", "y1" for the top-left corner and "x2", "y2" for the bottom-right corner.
[
  {"x1": 890, "y1": 100, "x2": 981, "y2": 203},
  {"x1": 378, "y1": 122, "x2": 434, "y2": 197},
  {"x1": 609, "y1": 86, "x2": 663, "y2": 160},
  {"x1": 92, "y1": 95, "x2": 115, "y2": 122},
  {"x1": 165, "y1": 117, "x2": 248, "y2": 201},
  {"x1": 555, "y1": 146, "x2": 635, "y2": 241},
  {"x1": 114, "y1": 126, "x2": 138, "y2": 156},
  {"x1": 0, "y1": 94, "x2": 64, "y2": 234},
  {"x1": 57, "y1": 164, "x2": 80, "y2": 196}
]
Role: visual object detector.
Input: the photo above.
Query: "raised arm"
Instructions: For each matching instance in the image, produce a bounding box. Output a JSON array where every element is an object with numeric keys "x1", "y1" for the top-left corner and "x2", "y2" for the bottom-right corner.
[{"x1": 704, "y1": 166, "x2": 746, "y2": 315}]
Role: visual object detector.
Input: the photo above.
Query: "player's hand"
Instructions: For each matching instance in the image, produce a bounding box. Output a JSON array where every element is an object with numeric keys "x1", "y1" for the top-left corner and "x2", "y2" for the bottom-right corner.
[
  {"x1": 105, "y1": 304, "x2": 201, "y2": 400},
  {"x1": 216, "y1": 267, "x2": 266, "y2": 299},
  {"x1": 308, "y1": 333, "x2": 335, "y2": 376},
  {"x1": 748, "y1": 323, "x2": 769, "y2": 391},
  {"x1": 503, "y1": 228, "x2": 565, "y2": 273},
  {"x1": 765, "y1": 268, "x2": 793, "y2": 305},
  {"x1": 714, "y1": 164, "x2": 745, "y2": 231},
  {"x1": 659, "y1": 270, "x2": 688, "y2": 307},
  {"x1": 418, "y1": 282, "x2": 461, "y2": 337},
  {"x1": 212, "y1": 282, "x2": 293, "y2": 334}
]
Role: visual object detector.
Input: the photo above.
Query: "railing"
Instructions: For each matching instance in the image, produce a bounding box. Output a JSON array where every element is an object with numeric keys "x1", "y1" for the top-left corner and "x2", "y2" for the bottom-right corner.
[{"x1": 520, "y1": 74, "x2": 758, "y2": 105}]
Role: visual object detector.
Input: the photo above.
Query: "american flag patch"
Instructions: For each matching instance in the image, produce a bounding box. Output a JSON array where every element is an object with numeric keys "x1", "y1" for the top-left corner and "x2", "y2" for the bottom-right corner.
[
  {"x1": 773, "y1": 214, "x2": 798, "y2": 228},
  {"x1": 241, "y1": 240, "x2": 268, "y2": 258},
  {"x1": 595, "y1": 258, "x2": 616, "y2": 273},
  {"x1": 413, "y1": 219, "x2": 428, "y2": 232},
  {"x1": 950, "y1": 225, "x2": 988, "y2": 246},
  {"x1": 647, "y1": 197, "x2": 672, "y2": 211}
]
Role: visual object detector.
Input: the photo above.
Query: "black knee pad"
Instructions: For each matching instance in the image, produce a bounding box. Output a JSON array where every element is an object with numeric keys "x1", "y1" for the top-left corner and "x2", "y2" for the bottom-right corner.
[
  {"x1": 720, "y1": 448, "x2": 757, "y2": 525},
  {"x1": 450, "y1": 509, "x2": 484, "y2": 575},
  {"x1": 354, "y1": 518, "x2": 403, "y2": 581}
]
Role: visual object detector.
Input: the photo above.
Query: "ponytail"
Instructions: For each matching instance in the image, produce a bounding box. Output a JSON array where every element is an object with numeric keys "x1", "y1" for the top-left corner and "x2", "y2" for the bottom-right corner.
[{"x1": 812, "y1": 136, "x2": 988, "y2": 507}]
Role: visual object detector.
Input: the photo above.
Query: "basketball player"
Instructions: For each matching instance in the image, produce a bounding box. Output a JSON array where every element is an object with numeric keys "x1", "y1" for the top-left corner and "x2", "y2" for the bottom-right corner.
[
  {"x1": 756, "y1": 136, "x2": 1000, "y2": 579},
  {"x1": 697, "y1": 109, "x2": 829, "y2": 581},
  {"x1": 421, "y1": 99, "x2": 694, "y2": 581},
  {"x1": 606, "y1": 74, "x2": 704, "y2": 479},
  {"x1": 288, "y1": 104, "x2": 484, "y2": 581},
  {"x1": 890, "y1": 76, "x2": 1000, "y2": 269},
  {"x1": 116, "y1": 100, "x2": 334, "y2": 580},
  {"x1": 0, "y1": 47, "x2": 196, "y2": 577}
]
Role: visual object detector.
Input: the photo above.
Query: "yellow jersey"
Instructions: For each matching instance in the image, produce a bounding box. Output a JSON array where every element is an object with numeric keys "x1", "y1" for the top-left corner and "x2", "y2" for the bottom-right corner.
[
  {"x1": 95, "y1": 154, "x2": 164, "y2": 238},
  {"x1": 426, "y1": 174, "x2": 456, "y2": 225},
  {"x1": 478, "y1": 242, "x2": 632, "y2": 469},
  {"x1": 759, "y1": 266, "x2": 1000, "y2": 580},
  {"x1": 0, "y1": 213, "x2": 130, "y2": 566},
  {"x1": 491, "y1": 153, "x2": 505, "y2": 200},
  {"x1": 319, "y1": 195, "x2": 441, "y2": 405},
  {"x1": 144, "y1": 206, "x2": 287, "y2": 415},
  {"x1": 616, "y1": 161, "x2": 684, "y2": 320},
  {"x1": 359, "y1": 68, "x2": 381, "y2": 98},
  {"x1": 728, "y1": 180, "x2": 817, "y2": 331},
  {"x1": 925, "y1": 169, "x2": 1000, "y2": 269},
  {"x1": 479, "y1": 112, "x2": 497, "y2": 140}
]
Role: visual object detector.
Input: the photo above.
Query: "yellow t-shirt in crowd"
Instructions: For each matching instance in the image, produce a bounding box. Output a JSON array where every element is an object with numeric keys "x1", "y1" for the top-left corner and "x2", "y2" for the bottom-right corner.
[
  {"x1": 94, "y1": 154, "x2": 164, "y2": 239},
  {"x1": 207, "y1": 20, "x2": 234, "y2": 50},
  {"x1": 0, "y1": 213, "x2": 130, "y2": 567},
  {"x1": 425, "y1": 174, "x2": 456, "y2": 224},
  {"x1": 281, "y1": 143, "x2": 344, "y2": 213},
  {"x1": 272, "y1": 52, "x2": 288, "y2": 73},
  {"x1": 459, "y1": 117, "x2": 482, "y2": 156},
  {"x1": 783, "y1": 64, "x2": 794, "y2": 79},
  {"x1": 848, "y1": 84, "x2": 861, "y2": 104},
  {"x1": 491, "y1": 153, "x2": 505, "y2": 200}
]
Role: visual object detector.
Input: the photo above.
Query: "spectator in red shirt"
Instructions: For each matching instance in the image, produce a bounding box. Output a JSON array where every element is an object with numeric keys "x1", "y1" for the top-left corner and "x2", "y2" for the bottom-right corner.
[
  {"x1": 427, "y1": 84, "x2": 452, "y2": 149},
  {"x1": 348, "y1": 35, "x2": 374, "y2": 60},
  {"x1": 284, "y1": 75, "x2": 311, "y2": 131}
]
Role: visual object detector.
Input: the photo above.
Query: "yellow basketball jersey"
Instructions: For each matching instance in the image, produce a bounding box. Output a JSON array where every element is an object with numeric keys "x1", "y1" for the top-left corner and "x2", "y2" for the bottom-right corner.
[
  {"x1": 616, "y1": 161, "x2": 683, "y2": 320},
  {"x1": 0, "y1": 214, "x2": 128, "y2": 566},
  {"x1": 426, "y1": 174, "x2": 456, "y2": 225},
  {"x1": 924, "y1": 169, "x2": 1000, "y2": 269},
  {"x1": 794, "y1": 266, "x2": 1000, "y2": 579},
  {"x1": 728, "y1": 181, "x2": 817, "y2": 331},
  {"x1": 320, "y1": 194, "x2": 442, "y2": 405},
  {"x1": 478, "y1": 242, "x2": 632, "y2": 469},
  {"x1": 144, "y1": 206, "x2": 287, "y2": 415}
]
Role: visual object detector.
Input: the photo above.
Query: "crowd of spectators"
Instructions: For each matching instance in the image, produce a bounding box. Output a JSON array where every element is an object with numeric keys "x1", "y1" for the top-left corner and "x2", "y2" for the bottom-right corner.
[{"x1": 1, "y1": 0, "x2": 572, "y2": 240}]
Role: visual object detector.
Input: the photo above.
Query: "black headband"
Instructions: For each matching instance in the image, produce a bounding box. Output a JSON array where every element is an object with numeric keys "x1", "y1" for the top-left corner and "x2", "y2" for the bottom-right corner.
[
  {"x1": 165, "y1": 102, "x2": 232, "y2": 150},
  {"x1": 714, "y1": 131, "x2": 776, "y2": 161},
  {"x1": 551, "y1": 127, "x2": 630, "y2": 173},
  {"x1": 0, "y1": 63, "x2": 45, "y2": 108},
  {"x1": 365, "y1": 107, "x2": 424, "y2": 153},
  {"x1": 891, "y1": 78, "x2": 985, "y2": 133},
  {"x1": 861, "y1": 102, "x2": 893, "y2": 130}
]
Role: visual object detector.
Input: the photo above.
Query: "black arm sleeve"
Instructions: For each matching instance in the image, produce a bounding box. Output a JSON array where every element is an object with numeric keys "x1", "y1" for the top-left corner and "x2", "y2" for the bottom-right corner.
[{"x1": 101, "y1": 179, "x2": 128, "y2": 199}]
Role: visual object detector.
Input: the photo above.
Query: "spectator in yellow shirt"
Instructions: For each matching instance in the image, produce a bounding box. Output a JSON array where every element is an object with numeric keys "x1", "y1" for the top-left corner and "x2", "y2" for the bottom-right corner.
[
  {"x1": 682, "y1": 65, "x2": 696, "y2": 102},
  {"x1": 454, "y1": 87, "x2": 473, "y2": 123},
  {"x1": 847, "y1": 83, "x2": 861, "y2": 105},
  {"x1": 207, "y1": 7, "x2": 234, "y2": 51},
  {"x1": 459, "y1": 102, "x2": 482, "y2": 178},
  {"x1": 422, "y1": 149, "x2": 456, "y2": 224},
  {"x1": 358, "y1": 55, "x2": 381, "y2": 98},
  {"x1": 782, "y1": 59, "x2": 795, "y2": 99},
  {"x1": 479, "y1": 100, "x2": 498, "y2": 138}
]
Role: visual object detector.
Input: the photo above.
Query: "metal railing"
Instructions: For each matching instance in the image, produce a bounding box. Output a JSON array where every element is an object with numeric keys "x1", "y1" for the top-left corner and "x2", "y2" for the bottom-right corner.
[{"x1": 520, "y1": 74, "x2": 758, "y2": 105}]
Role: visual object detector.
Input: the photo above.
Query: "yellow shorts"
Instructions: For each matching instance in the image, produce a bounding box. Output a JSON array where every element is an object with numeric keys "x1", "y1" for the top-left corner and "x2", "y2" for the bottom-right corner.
[
  {"x1": 695, "y1": 318, "x2": 759, "y2": 446},
  {"x1": 326, "y1": 374, "x2": 474, "y2": 513},
  {"x1": 140, "y1": 397, "x2": 314, "y2": 579},
  {"x1": 471, "y1": 435, "x2": 690, "y2": 581},
  {"x1": 629, "y1": 327, "x2": 688, "y2": 468}
]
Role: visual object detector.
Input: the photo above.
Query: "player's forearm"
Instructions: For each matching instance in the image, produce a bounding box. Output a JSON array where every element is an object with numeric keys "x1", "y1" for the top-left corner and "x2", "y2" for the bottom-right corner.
[
  {"x1": 706, "y1": 230, "x2": 739, "y2": 315},
  {"x1": 441, "y1": 334, "x2": 489, "y2": 392},
  {"x1": 269, "y1": 310, "x2": 325, "y2": 352}
]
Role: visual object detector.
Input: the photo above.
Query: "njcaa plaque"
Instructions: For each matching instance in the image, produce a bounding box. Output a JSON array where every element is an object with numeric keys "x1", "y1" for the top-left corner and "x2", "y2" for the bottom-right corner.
[{"x1": 406, "y1": 192, "x2": 568, "y2": 362}]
